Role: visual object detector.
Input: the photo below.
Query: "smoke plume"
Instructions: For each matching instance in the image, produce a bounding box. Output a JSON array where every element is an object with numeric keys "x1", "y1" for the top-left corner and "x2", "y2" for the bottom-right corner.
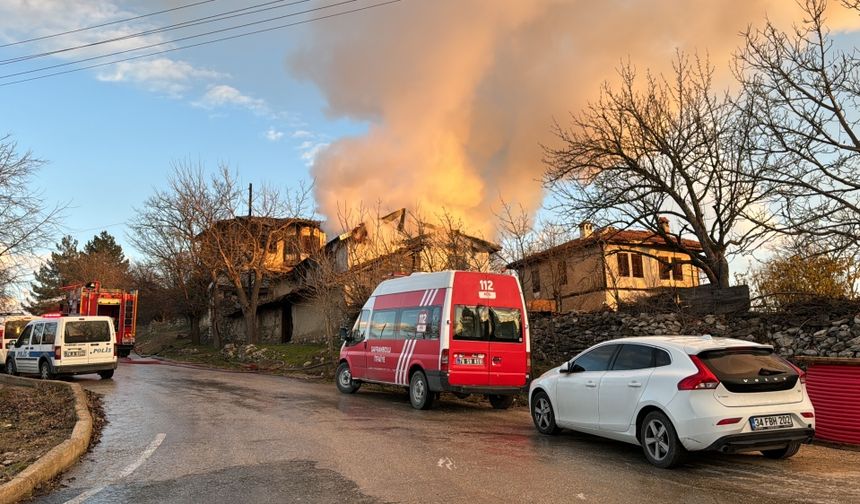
[{"x1": 289, "y1": 0, "x2": 860, "y2": 236}]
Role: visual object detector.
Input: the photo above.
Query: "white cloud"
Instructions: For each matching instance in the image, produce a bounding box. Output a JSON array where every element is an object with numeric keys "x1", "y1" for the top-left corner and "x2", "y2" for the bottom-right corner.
[
  {"x1": 265, "y1": 127, "x2": 284, "y2": 142},
  {"x1": 291, "y1": 130, "x2": 313, "y2": 138},
  {"x1": 97, "y1": 59, "x2": 224, "y2": 97},
  {"x1": 193, "y1": 84, "x2": 270, "y2": 115},
  {"x1": 296, "y1": 140, "x2": 330, "y2": 167},
  {"x1": 0, "y1": 1, "x2": 227, "y2": 97}
]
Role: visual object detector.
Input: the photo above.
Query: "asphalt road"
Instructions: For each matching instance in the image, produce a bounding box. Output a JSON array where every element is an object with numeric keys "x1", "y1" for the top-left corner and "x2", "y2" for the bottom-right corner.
[{"x1": 29, "y1": 358, "x2": 860, "y2": 504}]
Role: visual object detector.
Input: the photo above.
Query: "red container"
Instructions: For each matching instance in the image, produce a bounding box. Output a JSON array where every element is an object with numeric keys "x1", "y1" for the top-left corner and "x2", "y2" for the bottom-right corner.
[{"x1": 802, "y1": 358, "x2": 860, "y2": 446}]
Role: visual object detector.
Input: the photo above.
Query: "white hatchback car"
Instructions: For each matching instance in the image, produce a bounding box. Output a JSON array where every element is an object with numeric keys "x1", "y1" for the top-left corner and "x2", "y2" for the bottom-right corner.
[{"x1": 529, "y1": 336, "x2": 815, "y2": 468}]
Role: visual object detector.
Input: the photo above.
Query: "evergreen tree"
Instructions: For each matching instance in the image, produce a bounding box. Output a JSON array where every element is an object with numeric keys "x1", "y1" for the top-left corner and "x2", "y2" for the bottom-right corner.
[
  {"x1": 26, "y1": 236, "x2": 79, "y2": 314},
  {"x1": 73, "y1": 231, "x2": 132, "y2": 289}
]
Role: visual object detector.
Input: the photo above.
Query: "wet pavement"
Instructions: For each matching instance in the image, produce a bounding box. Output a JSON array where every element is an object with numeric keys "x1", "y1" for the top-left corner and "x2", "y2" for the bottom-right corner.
[{"x1": 29, "y1": 358, "x2": 860, "y2": 504}]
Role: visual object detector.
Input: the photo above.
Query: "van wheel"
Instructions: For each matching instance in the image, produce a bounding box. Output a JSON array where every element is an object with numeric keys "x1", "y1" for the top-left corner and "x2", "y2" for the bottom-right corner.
[
  {"x1": 488, "y1": 394, "x2": 514, "y2": 410},
  {"x1": 409, "y1": 370, "x2": 434, "y2": 410},
  {"x1": 39, "y1": 360, "x2": 54, "y2": 380},
  {"x1": 335, "y1": 362, "x2": 361, "y2": 394},
  {"x1": 98, "y1": 370, "x2": 114, "y2": 380},
  {"x1": 640, "y1": 411, "x2": 687, "y2": 468},
  {"x1": 5, "y1": 359, "x2": 16, "y2": 376},
  {"x1": 761, "y1": 441, "x2": 801, "y2": 459},
  {"x1": 531, "y1": 391, "x2": 560, "y2": 435}
]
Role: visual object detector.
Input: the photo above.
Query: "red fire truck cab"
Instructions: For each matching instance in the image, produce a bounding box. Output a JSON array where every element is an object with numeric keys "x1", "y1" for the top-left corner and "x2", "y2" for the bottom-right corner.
[{"x1": 61, "y1": 282, "x2": 138, "y2": 357}]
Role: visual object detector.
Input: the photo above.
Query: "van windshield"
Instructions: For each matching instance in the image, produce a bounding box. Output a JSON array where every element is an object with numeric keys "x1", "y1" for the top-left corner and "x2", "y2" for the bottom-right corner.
[
  {"x1": 65, "y1": 321, "x2": 112, "y2": 343},
  {"x1": 454, "y1": 305, "x2": 522, "y2": 343}
]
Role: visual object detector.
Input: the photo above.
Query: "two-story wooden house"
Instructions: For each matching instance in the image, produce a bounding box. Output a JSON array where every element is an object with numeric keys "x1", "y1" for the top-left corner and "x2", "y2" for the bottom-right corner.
[{"x1": 507, "y1": 219, "x2": 702, "y2": 313}]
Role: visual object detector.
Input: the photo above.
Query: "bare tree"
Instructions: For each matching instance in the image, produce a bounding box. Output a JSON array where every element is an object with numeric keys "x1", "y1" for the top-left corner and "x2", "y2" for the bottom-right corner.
[
  {"x1": 128, "y1": 166, "x2": 214, "y2": 344},
  {"x1": 544, "y1": 53, "x2": 774, "y2": 288},
  {"x1": 194, "y1": 169, "x2": 314, "y2": 345},
  {"x1": 735, "y1": 0, "x2": 860, "y2": 254},
  {"x1": 0, "y1": 135, "x2": 63, "y2": 293},
  {"x1": 131, "y1": 163, "x2": 314, "y2": 346}
]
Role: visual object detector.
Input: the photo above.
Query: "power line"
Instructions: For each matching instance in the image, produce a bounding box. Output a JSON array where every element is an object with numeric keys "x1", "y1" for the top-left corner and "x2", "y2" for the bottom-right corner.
[
  {"x1": 0, "y1": 0, "x2": 216, "y2": 49},
  {"x1": 0, "y1": 0, "x2": 351, "y2": 80},
  {"x1": 0, "y1": 0, "x2": 310, "y2": 66},
  {"x1": 0, "y1": 0, "x2": 401, "y2": 88}
]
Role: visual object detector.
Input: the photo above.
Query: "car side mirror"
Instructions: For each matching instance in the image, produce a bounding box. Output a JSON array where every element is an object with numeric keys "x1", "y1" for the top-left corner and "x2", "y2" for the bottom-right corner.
[
  {"x1": 338, "y1": 327, "x2": 351, "y2": 343},
  {"x1": 559, "y1": 361, "x2": 571, "y2": 374}
]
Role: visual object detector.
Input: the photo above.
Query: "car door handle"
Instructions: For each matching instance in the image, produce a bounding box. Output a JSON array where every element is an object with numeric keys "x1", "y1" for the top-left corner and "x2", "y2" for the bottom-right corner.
[
  {"x1": 586, "y1": 380, "x2": 597, "y2": 388},
  {"x1": 628, "y1": 381, "x2": 642, "y2": 388},
  {"x1": 492, "y1": 356, "x2": 502, "y2": 365}
]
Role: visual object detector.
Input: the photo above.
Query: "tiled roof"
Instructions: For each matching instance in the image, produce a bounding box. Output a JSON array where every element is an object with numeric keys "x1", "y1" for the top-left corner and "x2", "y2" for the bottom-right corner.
[{"x1": 506, "y1": 227, "x2": 702, "y2": 269}]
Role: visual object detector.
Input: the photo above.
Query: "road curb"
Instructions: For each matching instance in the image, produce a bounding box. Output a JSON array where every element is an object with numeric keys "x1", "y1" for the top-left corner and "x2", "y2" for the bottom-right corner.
[{"x1": 0, "y1": 375, "x2": 93, "y2": 504}]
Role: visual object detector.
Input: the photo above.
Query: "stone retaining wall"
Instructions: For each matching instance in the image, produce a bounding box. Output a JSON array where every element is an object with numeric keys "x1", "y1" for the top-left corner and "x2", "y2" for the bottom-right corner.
[{"x1": 530, "y1": 307, "x2": 860, "y2": 364}]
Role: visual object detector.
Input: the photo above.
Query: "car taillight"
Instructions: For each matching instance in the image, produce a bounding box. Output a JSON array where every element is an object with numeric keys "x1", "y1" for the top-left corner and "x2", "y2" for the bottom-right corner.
[
  {"x1": 678, "y1": 355, "x2": 720, "y2": 390},
  {"x1": 716, "y1": 417, "x2": 742, "y2": 425},
  {"x1": 801, "y1": 411, "x2": 815, "y2": 418},
  {"x1": 440, "y1": 348, "x2": 449, "y2": 372},
  {"x1": 526, "y1": 351, "x2": 532, "y2": 378},
  {"x1": 54, "y1": 346, "x2": 61, "y2": 360},
  {"x1": 783, "y1": 359, "x2": 807, "y2": 384},
  {"x1": 113, "y1": 345, "x2": 117, "y2": 357}
]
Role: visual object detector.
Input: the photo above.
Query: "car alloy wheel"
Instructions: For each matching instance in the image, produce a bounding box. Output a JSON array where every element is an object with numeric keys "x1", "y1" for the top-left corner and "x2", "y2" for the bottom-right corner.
[
  {"x1": 644, "y1": 418, "x2": 670, "y2": 462},
  {"x1": 531, "y1": 391, "x2": 560, "y2": 435}
]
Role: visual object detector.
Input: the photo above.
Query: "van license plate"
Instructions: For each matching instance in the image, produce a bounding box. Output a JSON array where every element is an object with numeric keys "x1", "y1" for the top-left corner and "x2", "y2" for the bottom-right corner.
[
  {"x1": 64, "y1": 349, "x2": 85, "y2": 358},
  {"x1": 750, "y1": 414, "x2": 793, "y2": 430}
]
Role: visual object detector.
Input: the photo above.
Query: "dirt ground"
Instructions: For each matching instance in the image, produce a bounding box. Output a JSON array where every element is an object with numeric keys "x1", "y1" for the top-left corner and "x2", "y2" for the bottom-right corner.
[
  {"x1": 0, "y1": 383, "x2": 105, "y2": 488},
  {"x1": 0, "y1": 383, "x2": 75, "y2": 484}
]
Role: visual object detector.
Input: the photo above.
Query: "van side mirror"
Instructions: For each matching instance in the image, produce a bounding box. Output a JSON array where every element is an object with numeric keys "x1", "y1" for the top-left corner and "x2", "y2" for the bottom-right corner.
[{"x1": 338, "y1": 327, "x2": 351, "y2": 343}]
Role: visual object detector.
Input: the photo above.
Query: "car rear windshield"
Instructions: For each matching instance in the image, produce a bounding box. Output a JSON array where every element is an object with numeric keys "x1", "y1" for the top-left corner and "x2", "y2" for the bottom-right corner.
[
  {"x1": 454, "y1": 305, "x2": 523, "y2": 343},
  {"x1": 64, "y1": 320, "x2": 112, "y2": 343},
  {"x1": 698, "y1": 348, "x2": 798, "y2": 393}
]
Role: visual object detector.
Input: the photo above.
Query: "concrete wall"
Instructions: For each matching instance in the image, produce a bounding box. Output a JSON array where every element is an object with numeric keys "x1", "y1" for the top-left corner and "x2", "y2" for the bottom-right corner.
[{"x1": 291, "y1": 302, "x2": 329, "y2": 344}]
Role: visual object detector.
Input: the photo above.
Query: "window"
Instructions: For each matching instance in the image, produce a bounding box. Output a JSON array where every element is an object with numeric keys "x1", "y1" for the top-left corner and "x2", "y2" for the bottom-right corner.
[
  {"x1": 454, "y1": 305, "x2": 522, "y2": 342},
  {"x1": 398, "y1": 307, "x2": 441, "y2": 340},
  {"x1": 42, "y1": 323, "x2": 57, "y2": 345},
  {"x1": 16, "y1": 325, "x2": 32, "y2": 346},
  {"x1": 558, "y1": 260, "x2": 568, "y2": 286},
  {"x1": 531, "y1": 268, "x2": 541, "y2": 293},
  {"x1": 489, "y1": 308, "x2": 522, "y2": 343},
  {"x1": 368, "y1": 310, "x2": 397, "y2": 340},
  {"x1": 617, "y1": 253, "x2": 630, "y2": 277},
  {"x1": 672, "y1": 259, "x2": 684, "y2": 281},
  {"x1": 30, "y1": 324, "x2": 44, "y2": 345},
  {"x1": 300, "y1": 234, "x2": 315, "y2": 254},
  {"x1": 64, "y1": 321, "x2": 111, "y2": 343},
  {"x1": 655, "y1": 348, "x2": 671, "y2": 367},
  {"x1": 612, "y1": 344, "x2": 656, "y2": 370},
  {"x1": 572, "y1": 344, "x2": 618, "y2": 372},
  {"x1": 659, "y1": 256, "x2": 672, "y2": 280},
  {"x1": 454, "y1": 305, "x2": 488, "y2": 341},
  {"x1": 631, "y1": 253, "x2": 644, "y2": 278},
  {"x1": 349, "y1": 310, "x2": 370, "y2": 342},
  {"x1": 4, "y1": 319, "x2": 28, "y2": 341}
]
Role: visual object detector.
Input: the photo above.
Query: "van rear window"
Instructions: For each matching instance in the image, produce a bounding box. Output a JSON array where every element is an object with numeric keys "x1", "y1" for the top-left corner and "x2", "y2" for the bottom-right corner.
[
  {"x1": 4, "y1": 320, "x2": 29, "y2": 340},
  {"x1": 454, "y1": 305, "x2": 522, "y2": 343},
  {"x1": 64, "y1": 321, "x2": 112, "y2": 343}
]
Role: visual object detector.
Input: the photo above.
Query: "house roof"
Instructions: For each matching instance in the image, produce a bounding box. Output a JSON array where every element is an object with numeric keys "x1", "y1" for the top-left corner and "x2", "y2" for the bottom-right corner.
[{"x1": 506, "y1": 227, "x2": 702, "y2": 269}]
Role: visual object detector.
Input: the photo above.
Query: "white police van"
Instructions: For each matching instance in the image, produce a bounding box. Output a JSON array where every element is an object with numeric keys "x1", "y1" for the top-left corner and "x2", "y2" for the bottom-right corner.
[{"x1": 4, "y1": 315, "x2": 117, "y2": 380}]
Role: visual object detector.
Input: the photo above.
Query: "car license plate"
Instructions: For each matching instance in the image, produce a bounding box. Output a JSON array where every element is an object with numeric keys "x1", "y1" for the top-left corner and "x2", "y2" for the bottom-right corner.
[
  {"x1": 64, "y1": 349, "x2": 85, "y2": 358},
  {"x1": 750, "y1": 414, "x2": 793, "y2": 431}
]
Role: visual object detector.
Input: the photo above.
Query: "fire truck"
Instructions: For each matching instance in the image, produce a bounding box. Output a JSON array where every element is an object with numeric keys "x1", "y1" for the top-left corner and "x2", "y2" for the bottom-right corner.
[{"x1": 61, "y1": 282, "x2": 138, "y2": 357}]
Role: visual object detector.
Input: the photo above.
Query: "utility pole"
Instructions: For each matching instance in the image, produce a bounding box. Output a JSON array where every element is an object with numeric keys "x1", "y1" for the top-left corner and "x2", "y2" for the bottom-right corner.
[{"x1": 248, "y1": 183, "x2": 253, "y2": 217}]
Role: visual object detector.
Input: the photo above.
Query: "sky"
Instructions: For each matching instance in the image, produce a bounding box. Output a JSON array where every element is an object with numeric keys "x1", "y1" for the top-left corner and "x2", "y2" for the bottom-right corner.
[{"x1": 1, "y1": 0, "x2": 859, "y2": 286}]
